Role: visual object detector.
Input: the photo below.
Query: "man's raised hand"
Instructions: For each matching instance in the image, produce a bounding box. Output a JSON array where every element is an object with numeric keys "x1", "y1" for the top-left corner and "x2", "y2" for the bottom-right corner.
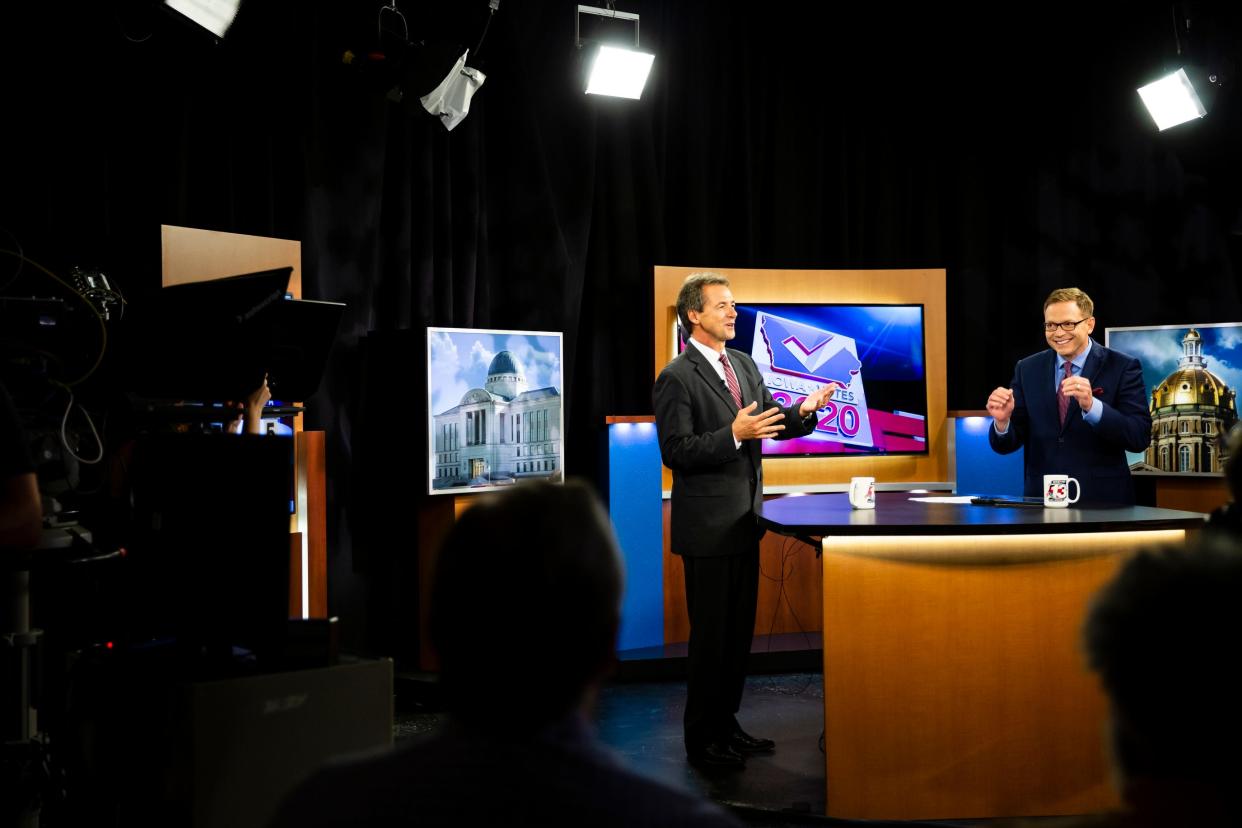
[
  {"x1": 986, "y1": 387, "x2": 1015, "y2": 430},
  {"x1": 732, "y1": 401, "x2": 786, "y2": 441}
]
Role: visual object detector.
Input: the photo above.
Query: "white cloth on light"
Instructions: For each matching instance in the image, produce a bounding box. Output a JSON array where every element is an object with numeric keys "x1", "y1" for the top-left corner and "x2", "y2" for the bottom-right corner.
[{"x1": 420, "y1": 50, "x2": 486, "y2": 131}]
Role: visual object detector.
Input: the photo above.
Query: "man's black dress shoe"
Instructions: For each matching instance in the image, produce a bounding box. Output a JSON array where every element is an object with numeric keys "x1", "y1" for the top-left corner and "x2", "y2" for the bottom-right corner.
[
  {"x1": 687, "y1": 741, "x2": 746, "y2": 770},
  {"x1": 728, "y1": 728, "x2": 776, "y2": 755}
]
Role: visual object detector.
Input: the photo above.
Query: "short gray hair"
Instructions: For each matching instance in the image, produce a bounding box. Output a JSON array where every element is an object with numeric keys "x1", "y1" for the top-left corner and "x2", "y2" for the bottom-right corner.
[{"x1": 676, "y1": 272, "x2": 731, "y2": 334}]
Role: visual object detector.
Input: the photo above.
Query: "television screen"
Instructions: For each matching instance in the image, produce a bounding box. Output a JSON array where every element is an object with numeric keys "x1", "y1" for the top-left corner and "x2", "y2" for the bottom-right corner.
[
  {"x1": 427, "y1": 327, "x2": 564, "y2": 495},
  {"x1": 723, "y1": 303, "x2": 929, "y2": 457},
  {"x1": 1105, "y1": 322, "x2": 1241, "y2": 476}
]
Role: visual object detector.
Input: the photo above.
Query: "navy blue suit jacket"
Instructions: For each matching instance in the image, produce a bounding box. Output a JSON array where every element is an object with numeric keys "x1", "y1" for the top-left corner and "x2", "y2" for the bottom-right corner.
[{"x1": 989, "y1": 340, "x2": 1151, "y2": 505}]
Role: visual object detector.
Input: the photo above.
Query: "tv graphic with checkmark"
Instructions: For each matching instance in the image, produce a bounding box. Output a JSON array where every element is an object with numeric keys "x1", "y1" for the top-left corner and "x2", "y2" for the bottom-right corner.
[
  {"x1": 728, "y1": 303, "x2": 929, "y2": 458},
  {"x1": 751, "y1": 311, "x2": 876, "y2": 449}
]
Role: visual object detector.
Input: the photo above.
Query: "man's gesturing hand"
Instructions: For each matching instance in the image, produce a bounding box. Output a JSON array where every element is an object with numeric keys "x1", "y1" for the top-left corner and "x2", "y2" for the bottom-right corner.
[
  {"x1": 986, "y1": 387, "x2": 1015, "y2": 431},
  {"x1": 1061, "y1": 375, "x2": 1094, "y2": 413},
  {"x1": 798, "y1": 381, "x2": 843, "y2": 416},
  {"x1": 732, "y1": 401, "x2": 786, "y2": 441}
]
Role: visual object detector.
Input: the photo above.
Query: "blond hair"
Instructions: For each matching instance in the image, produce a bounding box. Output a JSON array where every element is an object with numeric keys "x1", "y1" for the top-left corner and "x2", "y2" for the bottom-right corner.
[{"x1": 1044, "y1": 287, "x2": 1094, "y2": 318}]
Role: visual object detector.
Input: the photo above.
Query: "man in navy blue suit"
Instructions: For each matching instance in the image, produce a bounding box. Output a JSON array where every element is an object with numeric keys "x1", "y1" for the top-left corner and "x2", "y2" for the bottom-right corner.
[{"x1": 987, "y1": 287, "x2": 1152, "y2": 505}]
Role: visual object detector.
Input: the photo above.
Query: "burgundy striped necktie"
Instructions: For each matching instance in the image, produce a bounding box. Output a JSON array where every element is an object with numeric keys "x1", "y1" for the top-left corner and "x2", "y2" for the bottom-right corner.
[
  {"x1": 1057, "y1": 360, "x2": 1073, "y2": 425},
  {"x1": 720, "y1": 352, "x2": 743, "y2": 409}
]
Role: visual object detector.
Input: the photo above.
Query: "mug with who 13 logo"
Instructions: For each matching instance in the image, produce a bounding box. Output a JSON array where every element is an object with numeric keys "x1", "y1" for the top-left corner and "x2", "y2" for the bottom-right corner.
[{"x1": 1043, "y1": 475, "x2": 1080, "y2": 508}]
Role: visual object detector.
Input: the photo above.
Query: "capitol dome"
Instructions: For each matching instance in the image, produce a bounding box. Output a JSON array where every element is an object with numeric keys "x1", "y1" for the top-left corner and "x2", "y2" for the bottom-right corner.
[
  {"x1": 1146, "y1": 329, "x2": 1237, "y2": 473},
  {"x1": 484, "y1": 350, "x2": 528, "y2": 400},
  {"x1": 1151, "y1": 330, "x2": 1233, "y2": 408},
  {"x1": 488, "y1": 351, "x2": 522, "y2": 376}
]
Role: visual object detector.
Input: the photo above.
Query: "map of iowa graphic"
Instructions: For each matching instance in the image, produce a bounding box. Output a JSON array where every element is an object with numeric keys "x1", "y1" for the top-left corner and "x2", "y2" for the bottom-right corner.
[
  {"x1": 752, "y1": 311, "x2": 874, "y2": 448},
  {"x1": 758, "y1": 314, "x2": 862, "y2": 383}
]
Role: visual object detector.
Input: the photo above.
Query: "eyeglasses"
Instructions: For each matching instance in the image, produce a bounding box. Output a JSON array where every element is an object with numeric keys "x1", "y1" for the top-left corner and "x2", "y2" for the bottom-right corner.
[{"x1": 1044, "y1": 319, "x2": 1090, "y2": 333}]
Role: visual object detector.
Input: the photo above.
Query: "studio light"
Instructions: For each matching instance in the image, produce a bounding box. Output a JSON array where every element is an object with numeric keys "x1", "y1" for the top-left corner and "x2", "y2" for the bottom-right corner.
[
  {"x1": 1135, "y1": 7, "x2": 1232, "y2": 132},
  {"x1": 585, "y1": 45, "x2": 654, "y2": 99},
  {"x1": 1138, "y1": 68, "x2": 1207, "y2": 130},
  {"x1": 576, "y1": 4, "x2": 654, "y2": 100},
  {"x1": 163, "y1": 0, "x2": 240, "y2": 39}
]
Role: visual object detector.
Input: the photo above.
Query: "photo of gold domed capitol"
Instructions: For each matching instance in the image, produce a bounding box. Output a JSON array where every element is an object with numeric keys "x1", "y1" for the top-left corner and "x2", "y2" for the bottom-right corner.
[{"x1": 1106, "y1": 323, "x2": 1240, "y2": 475}]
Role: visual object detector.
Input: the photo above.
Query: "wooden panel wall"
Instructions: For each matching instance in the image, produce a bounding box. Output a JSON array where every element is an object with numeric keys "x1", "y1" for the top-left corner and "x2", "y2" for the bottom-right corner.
[
  {"x1": 299, "y1": 430, "x2": 328, "y2": 617},
  {"x1": 1154, "y1": 475, "x2": 1229, "y2": 513},
  {"x1": 662, "y1": 499, "x2": 823, "y2": 643},
  {"x1": 160, "y1": 224, "x2": 302, "y2": 298},
  {"x1": 416, "y1": 494, "x2": 484, "y2": 672}
]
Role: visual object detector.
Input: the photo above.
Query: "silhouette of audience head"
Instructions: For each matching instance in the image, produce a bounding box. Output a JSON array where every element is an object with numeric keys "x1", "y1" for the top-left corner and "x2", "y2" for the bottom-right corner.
[
  {"x1": 1223, "y1": 424, "x2": 1242, "y2": 502},
  {"x1": 429, "y1": 479, "x2": 623, "y2": 731},
  {"x1": 269, "y1": 478, "x2": 741, "y2": 828},
  {"x1": 1084, "y1": 536, "x2": 1242, "y2": 820},
  {"x1": 1204, "y1": 425, "x2": 1242, "y2": 536}
]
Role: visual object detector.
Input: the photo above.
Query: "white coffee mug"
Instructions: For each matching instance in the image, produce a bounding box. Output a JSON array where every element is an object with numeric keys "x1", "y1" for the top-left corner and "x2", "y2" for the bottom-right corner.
[
  {"x1": 1042, "y1": 474, "x2": 1080, "y2": 508},
  {"x1": 848, "y1": 476, "x2": 876, "y2": 510}
]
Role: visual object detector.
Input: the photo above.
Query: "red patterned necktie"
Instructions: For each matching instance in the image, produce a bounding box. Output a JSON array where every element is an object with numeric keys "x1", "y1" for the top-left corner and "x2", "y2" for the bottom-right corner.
[
  {"x1": 1057, "y1": 360, "x2": 1073, "y2": 425},
  {"x1": 720, "y1": 352, "x2": 743, "y2": 409}
]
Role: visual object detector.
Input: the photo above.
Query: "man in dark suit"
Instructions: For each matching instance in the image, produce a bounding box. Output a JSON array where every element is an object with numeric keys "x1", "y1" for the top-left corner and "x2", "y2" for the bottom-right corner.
[
  {"x1": 270, "y1": 481, "x2": 741, "y2": 828},
  {"x1": 987, "y1": 287, "x2": 1151, "y2": 505},
  {"x1": 653, "y1": 273, "x2": 838, "y2": 770}
]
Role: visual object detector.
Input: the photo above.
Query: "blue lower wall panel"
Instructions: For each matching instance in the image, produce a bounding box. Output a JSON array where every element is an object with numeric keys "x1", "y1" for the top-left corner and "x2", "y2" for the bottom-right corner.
[
  {"x1": 955, "y1": 416, "x2": 1024, "y2": 497},
  {"x1": 607, "y1": 422, "x2": 664, "y2": 651}
]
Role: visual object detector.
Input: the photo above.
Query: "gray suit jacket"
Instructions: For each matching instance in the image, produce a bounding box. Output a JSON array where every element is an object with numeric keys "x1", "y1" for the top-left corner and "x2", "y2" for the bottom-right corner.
[{"x1": 653, "y1": 343, "x2": 816, "y2": 558}]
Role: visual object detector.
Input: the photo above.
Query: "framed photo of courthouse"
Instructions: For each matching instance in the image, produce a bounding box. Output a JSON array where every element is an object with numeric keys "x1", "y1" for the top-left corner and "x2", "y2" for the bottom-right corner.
[{"x1": 426, "y1": 327, "x2": 564, "y2": 495}]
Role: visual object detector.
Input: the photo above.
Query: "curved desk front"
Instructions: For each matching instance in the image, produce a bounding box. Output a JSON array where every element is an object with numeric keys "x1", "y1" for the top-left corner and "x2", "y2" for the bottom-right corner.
[{"x1": 758, "y1": 493, "x2": 1206, "y2": 822}]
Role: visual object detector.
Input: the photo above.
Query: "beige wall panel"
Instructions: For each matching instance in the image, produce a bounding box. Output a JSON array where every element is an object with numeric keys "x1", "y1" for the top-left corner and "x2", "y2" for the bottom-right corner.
[{"x1": 161, "y1": 224, "x2": 303, "y2": 298}]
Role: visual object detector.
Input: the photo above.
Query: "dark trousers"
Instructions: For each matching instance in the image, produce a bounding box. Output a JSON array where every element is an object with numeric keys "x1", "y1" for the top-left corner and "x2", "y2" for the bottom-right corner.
[{"x1": 681, "y1": 545, "x2": 760, "y2": 751}]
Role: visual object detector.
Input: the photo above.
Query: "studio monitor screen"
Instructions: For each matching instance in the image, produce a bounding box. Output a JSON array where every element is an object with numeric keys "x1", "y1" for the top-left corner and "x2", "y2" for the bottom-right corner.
[{"x1": 733, "y1": 303, "x2": 929, "y2": 457}]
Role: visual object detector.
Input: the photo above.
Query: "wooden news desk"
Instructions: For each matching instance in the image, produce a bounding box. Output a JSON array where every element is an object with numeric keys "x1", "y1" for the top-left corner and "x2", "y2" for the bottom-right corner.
[{"x1": 758, "y1": 492, "x2": 1206, "y2": 822}]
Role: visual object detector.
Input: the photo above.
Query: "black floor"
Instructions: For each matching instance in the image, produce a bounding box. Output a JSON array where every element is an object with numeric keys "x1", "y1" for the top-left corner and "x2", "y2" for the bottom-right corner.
[
  {"x1": 594, "y1": 672, "x2": 833, "y2": 825},
  {"x1": 394, "y1": 672, "x2": 829, "y2": 826},
  {"x1": 396, "y1": 666, "x2": 1020, "y2": 827}
]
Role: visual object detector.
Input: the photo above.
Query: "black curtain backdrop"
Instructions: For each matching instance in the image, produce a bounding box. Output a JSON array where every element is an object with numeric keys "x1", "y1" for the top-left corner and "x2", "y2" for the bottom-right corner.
[{"x1": 3, "y1": 1, "x2": 1240, "y2": 659}]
